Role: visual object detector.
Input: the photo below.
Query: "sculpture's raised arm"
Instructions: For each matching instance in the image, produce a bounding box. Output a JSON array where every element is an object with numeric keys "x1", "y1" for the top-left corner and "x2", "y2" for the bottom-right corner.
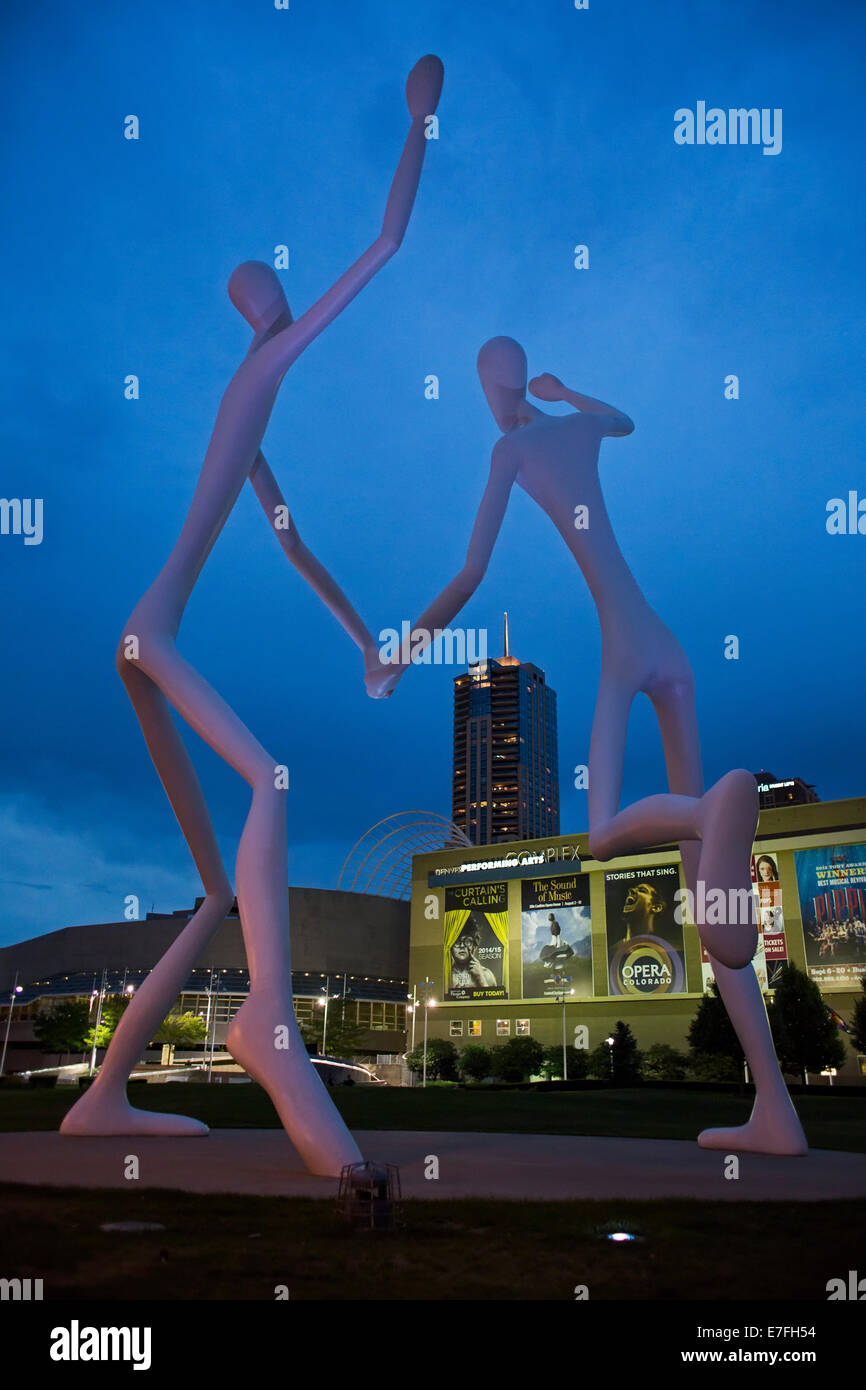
[
  {"x1": 529, "y1": 372, "x2": 634, "y2": 436},
  {"x1": 260, "y1": 55, "x2": 443, "y2": 376}
]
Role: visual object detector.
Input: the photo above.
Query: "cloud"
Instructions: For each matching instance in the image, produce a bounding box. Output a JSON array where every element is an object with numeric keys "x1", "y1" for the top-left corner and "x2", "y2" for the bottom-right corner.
[{"x1": 0, "y1": 796, "x2": 197, "y2": 948}]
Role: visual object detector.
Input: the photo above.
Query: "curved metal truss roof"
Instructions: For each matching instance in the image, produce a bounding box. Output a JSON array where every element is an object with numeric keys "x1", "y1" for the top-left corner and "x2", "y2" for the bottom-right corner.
[{"x1": 338, "y1": 811, "x2": 472, "y2": 901}]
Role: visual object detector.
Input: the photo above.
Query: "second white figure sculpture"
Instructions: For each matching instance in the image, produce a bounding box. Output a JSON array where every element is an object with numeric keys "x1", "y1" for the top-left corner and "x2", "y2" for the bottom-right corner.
[{"x1": 367, "y1": 338, "x2": 807, "y2": 1156}]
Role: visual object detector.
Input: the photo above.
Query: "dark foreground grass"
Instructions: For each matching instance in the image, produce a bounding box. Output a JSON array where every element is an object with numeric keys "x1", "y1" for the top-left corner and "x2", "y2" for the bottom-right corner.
[
  {"x1": 1, "y1": 1082, "x2": 864, "y2": 1152},
  {"x1": 0, "y1": 1181, "x2": 862, "y2": 1300}
]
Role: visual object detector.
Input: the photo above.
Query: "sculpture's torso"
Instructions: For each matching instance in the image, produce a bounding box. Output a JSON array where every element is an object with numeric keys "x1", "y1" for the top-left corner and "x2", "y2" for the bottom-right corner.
[
  {"x1": 502, "y1": 412, "x2": 691, "y2": 688},
  {"x1": 127, "y1": 346, "x2": 283, "y2": 639}
]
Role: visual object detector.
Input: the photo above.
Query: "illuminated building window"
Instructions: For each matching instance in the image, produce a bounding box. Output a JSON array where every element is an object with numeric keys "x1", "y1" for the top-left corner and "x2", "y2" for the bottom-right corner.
[
  {"x1": 468, "y1": 1020, "x2": 482, "y2": 1037},
  {"x1": 496, "y1": 1019, "x2": 511, "y2": 1036},
  {"x1": 449, "y1": 1020, "x2": 464, "y2": 1037},
  {"x1": 516, "y1": 1019, "x2": 531, "y2": 1036}
]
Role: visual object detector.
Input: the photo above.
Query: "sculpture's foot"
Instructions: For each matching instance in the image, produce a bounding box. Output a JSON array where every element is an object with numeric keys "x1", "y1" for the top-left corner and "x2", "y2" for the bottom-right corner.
[
  {"x1": 227, "y1": 993, "x2": 362, "y2": 1176},
  {"x1": 60, "y1": 1085, "x2": 209, "y2": 1138},
  {"x1": 698, "y1": 1097, "x2": 808, "y2": 1156},
  {"x1": 695, "y1": 769, "x2": 759, "y2": 969}
]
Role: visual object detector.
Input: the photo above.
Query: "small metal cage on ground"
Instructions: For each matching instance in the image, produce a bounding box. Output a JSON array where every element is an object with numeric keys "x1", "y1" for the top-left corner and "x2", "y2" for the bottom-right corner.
[{"x1": 337, "y1": 1160, "x2": 401, "y2": 1231}]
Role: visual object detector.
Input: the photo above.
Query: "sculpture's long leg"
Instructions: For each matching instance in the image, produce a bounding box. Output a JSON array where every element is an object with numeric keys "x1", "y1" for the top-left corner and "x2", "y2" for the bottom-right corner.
[
  {"x1": 650, "y1": 680, "x2": 807, "y2": 1155},
  {"x1": 64, "y1": 640, "x2": 361, "y2": 1174}
]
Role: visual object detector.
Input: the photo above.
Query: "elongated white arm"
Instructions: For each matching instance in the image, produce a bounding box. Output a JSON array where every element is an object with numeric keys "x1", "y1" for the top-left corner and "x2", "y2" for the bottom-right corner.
[
  {"x1": 366, "y1": 447, "x2": 518, "y2": 696},
  {"x1": 258, "y1": 59, "x2": 443, "y2": 376},
  {"x1": 530, "y1": 372, "x2": 634, "y2": 436},
  {"x1": 249, "y1": 452, "x2": 378, "y2": 659}
]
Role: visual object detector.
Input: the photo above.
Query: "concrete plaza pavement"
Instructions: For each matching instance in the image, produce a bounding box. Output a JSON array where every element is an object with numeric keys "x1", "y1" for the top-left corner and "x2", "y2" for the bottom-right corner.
[{"x1": 1, "y1": 1128, "x2": 865, "y2": 1201}]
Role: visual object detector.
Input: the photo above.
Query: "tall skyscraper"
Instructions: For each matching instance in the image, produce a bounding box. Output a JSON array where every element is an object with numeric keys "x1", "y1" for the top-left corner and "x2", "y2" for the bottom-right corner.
[{"x1": 452, "y1": 615, "x2": 560, "y2": 845}]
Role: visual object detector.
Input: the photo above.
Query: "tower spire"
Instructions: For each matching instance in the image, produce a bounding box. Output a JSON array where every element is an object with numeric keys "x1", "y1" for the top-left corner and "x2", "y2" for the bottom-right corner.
[{"x1": 500, "y1": 610, "x2": 519, "y2": 665}]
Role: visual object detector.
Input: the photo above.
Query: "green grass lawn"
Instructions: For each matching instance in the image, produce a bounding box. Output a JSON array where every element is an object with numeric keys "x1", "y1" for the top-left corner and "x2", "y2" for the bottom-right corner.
[
  {"x1": 0, "y1": 1181, "x2": 861, "y2": 1300},
  {"x1": 0, "y1": 1080, "x2": 863, "y2": 1151}
]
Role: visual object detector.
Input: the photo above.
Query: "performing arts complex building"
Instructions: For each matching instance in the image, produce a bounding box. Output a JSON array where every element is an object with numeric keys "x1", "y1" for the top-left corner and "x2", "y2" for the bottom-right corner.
[
  {"x1": 0, "y1": 798, "x2": 864, "y2": 1084},
  {"x1": 409, "y1": 795, "x2": 866, "y2": 1083}
]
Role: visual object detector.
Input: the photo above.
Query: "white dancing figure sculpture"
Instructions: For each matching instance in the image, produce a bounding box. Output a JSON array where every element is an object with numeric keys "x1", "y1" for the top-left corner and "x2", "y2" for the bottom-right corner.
[
  {"x1": 368, "y1": 336, "x2": 806, "y2": 1155},
  {"x1": 61, "y1": 56, "x2": 444, "y2": 1177}
]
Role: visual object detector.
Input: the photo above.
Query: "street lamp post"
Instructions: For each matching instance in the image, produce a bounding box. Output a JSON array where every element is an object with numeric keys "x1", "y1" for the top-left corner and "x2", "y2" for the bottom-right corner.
[
  {"x1": 89, "y1": 968, "x2": 108, "y2": 1077},
  {"x1": 418, "y1": 979, "x2": 435, "y2": 1088},
  {"x1": 318, "y1": 976, "x2": 339, "y2": 1057},
  {"x1": 407, "y1": 986, "x2": 418, "y2": 1051},
  {"x1": 606, "y1": 1034, "x2": 615, "y2": 1080},
  {"x1": 0, "y1": 973, "x2": 23, "y2": 1078},
  {"x1": 207, "y1": 969, "x2": 220, "y2": 1082},
  {"x1": 553, "y1": 976, "x2": 574, "y2": 1080}
]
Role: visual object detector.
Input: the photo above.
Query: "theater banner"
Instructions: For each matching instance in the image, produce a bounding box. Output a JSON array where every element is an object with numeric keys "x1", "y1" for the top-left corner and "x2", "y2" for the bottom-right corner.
[
  {"x1": 605, "y1": 864, "x2": 686, "y2": 995},
  {"x1": 795, "y1": 843, "x2": 866, "y2": 989},
  {"x1": 700, "y1": 849, "x2": 788, "y2": 993},
  {"x1": 521, "y1": 872, "x2": 593, "y2": 998},
  {"x1": 443, "y1": 882, "x2": 509, "y2": 1001}
]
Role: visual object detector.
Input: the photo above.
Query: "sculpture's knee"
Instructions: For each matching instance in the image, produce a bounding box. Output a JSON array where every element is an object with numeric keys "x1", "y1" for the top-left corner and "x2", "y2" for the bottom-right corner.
[
  {"x1": 115, "y1": 628, "x2": 167, "y2": 682},
  {"x1": 206, "y1": 884, "x2": 236, "y2": 919},
  {"x1": 588, "y1": 826, "x2": 614, "y2": 863}
]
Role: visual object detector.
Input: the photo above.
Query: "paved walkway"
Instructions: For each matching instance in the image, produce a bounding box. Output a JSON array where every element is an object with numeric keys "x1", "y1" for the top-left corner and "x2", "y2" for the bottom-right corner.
[{"x1": 1, "y1": 1129, "x2": 864, "y2": 1201}]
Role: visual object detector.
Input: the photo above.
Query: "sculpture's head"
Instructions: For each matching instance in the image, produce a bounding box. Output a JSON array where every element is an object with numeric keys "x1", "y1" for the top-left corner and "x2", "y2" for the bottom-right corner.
[
  {"x1": 477, "y1": 336, "x2": 538, "y2": 433},
  {"x1": 228, "y1": 260, "x2": 292, "y2": 334}
]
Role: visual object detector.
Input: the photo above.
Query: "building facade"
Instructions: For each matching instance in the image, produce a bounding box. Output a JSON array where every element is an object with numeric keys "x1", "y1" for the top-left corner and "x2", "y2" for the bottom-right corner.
[
  {"x1": 452, "y1": 640, "x2": 559, "y2": 846},
  {"x1": 409, "y1": 795, "x2": 866, "y2": 1083},
  {"x1": 754, "y1": 771, "x2": 820, "y2": 809},
  {"x1": 0, "y1": 887, "x2": 410, "y2": 1071}
]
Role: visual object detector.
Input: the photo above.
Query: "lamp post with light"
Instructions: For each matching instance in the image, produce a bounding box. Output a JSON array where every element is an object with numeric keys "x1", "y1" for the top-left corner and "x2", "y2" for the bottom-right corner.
[
  {"x1": 606, "y1": 1033, "x2": 615, "y2": 1080},
  {"x1": 88, "y1": 968, "x2": 109, "y2": 1077},
  {"x1": 317, "y1": 976, "x2": 340, "y2": 1057},
  {"x1": 417, "y1": 979, "x2": 436, "y2": 1087},
  {"x1": 553, "y1": 975, "x2": 574, "y2": 1080},
  {"x1": 407, "y1": 986, "x2": 418, "y2": 1052},
  {"x1": 0, "y1": 973, "x2": 23, "y2": 1077}
]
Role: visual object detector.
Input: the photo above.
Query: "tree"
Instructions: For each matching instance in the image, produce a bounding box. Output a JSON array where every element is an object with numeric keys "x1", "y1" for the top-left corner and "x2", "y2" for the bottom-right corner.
[
  {"x1": 300, "y1": 995, "x2": 368, "y2": 1059},
  {"x1": 405, "y1": 1037, "x2": 459, "y2": 1081},
  {"x1": 84, "y1": 996, "x2": 131, "y2": 1053},
  {"x1": 152, "y1": 1011, "x2": 207, "y2": 1065},
  {"x1": 687, "y1": 983, "x2": 744, "y2": 1074},
  {"x1": 457, "y1": 1043, "x2": 494, "y2": 1082},
  {"x1": 767, "y1": 963, "x2": 846, "y2": 1083},
  {"x1": 641, "y1": 1042, "x2": 687, "y2": 1082},
  {"x1": 541, "y1": 1043, "x2": 588, "y2": 1080},
  {"x1": 848, "y1": 977, "x2": 866, "y2": 1056},
  {"x1": 492, "y1": 1035, "x2": 545, "y2": 1082},
  {"x1": 588, "y1": 1021, "x2": 642, "y2": 1084},
  {"x1": 687, "y1": 1052, "x2": 741, "y2": 1084},
  {"x1": 32, "y1": 1000, "x2": 91, "y2": 1063}
]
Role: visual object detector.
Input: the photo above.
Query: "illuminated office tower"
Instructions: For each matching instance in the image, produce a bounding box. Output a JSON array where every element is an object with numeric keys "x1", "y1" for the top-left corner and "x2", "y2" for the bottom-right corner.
[{"x1": 452, "y1": 615, "x2": 560, "y2": 845}]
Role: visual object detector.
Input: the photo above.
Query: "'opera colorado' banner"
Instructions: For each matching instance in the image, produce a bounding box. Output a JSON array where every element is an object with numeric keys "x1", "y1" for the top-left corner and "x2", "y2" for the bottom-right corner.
[
  {"x1": 795, "y1": 843, "x2": 866, "y2": 989},
  {"x1": 605, "y1": 864, "x2": 686, "y2": 995},
  {"x1": 444, "y1": 882, "x2": 508, "y2": 1001},
  {"x1": 521, "y1": 872, "x2": 593, "y2": 998}
]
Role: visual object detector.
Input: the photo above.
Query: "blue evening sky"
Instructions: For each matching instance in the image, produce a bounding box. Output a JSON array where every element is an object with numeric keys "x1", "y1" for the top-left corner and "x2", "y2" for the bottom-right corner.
[{"x1": 1, "y1": 0, "x2": 863, "y2": 946}]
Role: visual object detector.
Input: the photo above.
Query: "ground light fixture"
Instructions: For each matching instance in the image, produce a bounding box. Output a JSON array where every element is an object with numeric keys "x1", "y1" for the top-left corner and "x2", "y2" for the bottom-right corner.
[
  {"x1": 337, "y1": 1161, "x2": 402, "y2": 1232},
  {"x1": 593, "y1": 1219, "x2": 646, "y2": 1244}
]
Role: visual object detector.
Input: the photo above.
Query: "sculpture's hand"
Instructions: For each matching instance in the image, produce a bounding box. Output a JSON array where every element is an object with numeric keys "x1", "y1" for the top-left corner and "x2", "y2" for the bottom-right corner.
[
  {"x1": 364, "y1": 647, "x2": 402, "y2": 700},
  {"x1": 406, "y1": 54, "x2": 444, "y2": 118},
  {"x1": 528, "y1": 373, "x2": 566, "y2": 402}
]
